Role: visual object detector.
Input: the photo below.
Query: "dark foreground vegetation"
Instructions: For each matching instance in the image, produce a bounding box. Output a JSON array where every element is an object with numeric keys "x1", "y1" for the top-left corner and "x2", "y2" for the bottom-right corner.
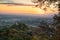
[{"x1": 0, "y1": 13, "x2": 60, "y2": 40}]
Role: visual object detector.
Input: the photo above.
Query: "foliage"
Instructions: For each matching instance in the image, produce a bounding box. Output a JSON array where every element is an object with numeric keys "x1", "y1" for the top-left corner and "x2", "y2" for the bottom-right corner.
[
  {"x1": 53, "y1": 13, "x2": 60, "y2": 40},
  {"x1": 0, "y1": 23, "x2": 32, "y2": 40},
  {"x1": 0, "y1": 13, "x2": 60, "y2": 40}
]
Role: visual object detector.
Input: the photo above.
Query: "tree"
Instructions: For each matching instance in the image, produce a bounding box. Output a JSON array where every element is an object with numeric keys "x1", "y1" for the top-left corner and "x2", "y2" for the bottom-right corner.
[
  {"x1": 53, "y1": 13, "x2": 60, "y2": 40},
  {"x1": 38, "y1": 20, "x2": 49, "y2": 32},
  {"x1": 0, "y1": 22, "x2": 32, "y2": 40},
  {"x1": 32, "y1": 0, "x2": 58, "y2": 9},
  {"x1": 38, "y1": 20, "x2": 49, "y2": 40},
  {"x1": 53, "y1": 13, "x2": 60, "y2": 25},
  {"x1": 32, "y1": 35, "x2": 40, "y2": 40},
  {"x1": 7, "y1": 22, "x2": 32, "y2": 40}
]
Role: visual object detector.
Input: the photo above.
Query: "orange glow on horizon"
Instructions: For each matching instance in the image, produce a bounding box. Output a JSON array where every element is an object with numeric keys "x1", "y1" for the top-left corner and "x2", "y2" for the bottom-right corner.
[
  {"x1": 0, "y1": 4, "x2": 58, "y2": 15},
  {"x1": 0, "y1": 4, "x2": 41, "y2": 14}
]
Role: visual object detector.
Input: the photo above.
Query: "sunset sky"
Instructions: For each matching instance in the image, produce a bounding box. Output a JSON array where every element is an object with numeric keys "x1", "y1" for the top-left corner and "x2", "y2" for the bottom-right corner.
[
  {"x1": 0, "y1": 0, "x2": 34, "y2": 4},
  {"x1": 0, "y1": 0, "x2": 59, "y2": 16}
]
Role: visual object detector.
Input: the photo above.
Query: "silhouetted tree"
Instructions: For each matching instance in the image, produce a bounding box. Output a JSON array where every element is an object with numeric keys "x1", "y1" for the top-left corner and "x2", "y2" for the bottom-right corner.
[{"x1": 53, "y1": 13, "x2": 60, "y2": 40}]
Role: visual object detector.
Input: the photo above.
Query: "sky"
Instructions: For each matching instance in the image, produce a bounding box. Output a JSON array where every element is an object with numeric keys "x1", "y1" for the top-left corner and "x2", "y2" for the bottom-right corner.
[
  {"x1": 0, "y1": 0, "x2": 59, "y2": 16},
  {"x1": 0, "y1": 0, "x2": 39, "y2": 15},
  {"x1": 0, "y1": 0, "x2": 34, "y2": 4}
]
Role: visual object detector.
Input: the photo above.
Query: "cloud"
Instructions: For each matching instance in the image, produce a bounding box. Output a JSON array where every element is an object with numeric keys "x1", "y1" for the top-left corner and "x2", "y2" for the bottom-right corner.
[
  {"x1": 0, "y1": 0, "x2": 33, "y2": 4},
  {"x1": 0, "y1": 0, "x2": 13, "y2": 3},
  {"x1": 12, "y1": 0, "x2": 33, "y2": 4}
]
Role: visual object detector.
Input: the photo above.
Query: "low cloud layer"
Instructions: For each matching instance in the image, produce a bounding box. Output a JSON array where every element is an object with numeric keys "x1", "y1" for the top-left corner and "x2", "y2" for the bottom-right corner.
[{"x1": 0, "y1": 0, "x2": 33, "y2": 4}]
